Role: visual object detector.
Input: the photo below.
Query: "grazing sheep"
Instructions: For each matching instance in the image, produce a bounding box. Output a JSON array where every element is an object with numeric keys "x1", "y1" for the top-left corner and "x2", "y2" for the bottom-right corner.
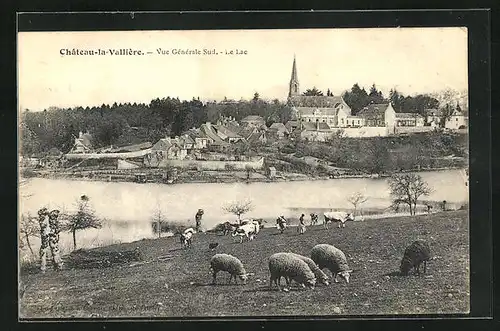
[
  {"x1": 400, "y1": 240, "x2": 431, "y2": 276},
  {"x1": 284, "y1": 253, "x2": 329, "y2": 286},
  {"x1": 310, "y1": 244, "x2": 352, "y2": 284},
  {"x1": 323, "y1": 212, "x2": 354, "y2": 229},
  {"x1": 210, "y1": 254, "x2": 250, "y2": 285},
  {"x1": 268, "y1": 252, "x2": 316, "y2": 291}
]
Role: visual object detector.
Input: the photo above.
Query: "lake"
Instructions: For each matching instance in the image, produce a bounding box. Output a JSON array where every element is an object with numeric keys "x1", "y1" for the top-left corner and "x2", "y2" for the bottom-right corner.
[{"x1": 19, "y1": 169, "x2": 468, "y2": 256}]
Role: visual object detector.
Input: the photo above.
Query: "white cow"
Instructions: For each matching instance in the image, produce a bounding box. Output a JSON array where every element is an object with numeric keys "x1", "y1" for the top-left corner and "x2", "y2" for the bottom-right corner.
[
  {"x1": 180, "y1": 228, "x2": 195, "y2": 248},
  {"x1": 231, "y1": 223, "x2": 257, "y2": 243},
  {"x1": 240, "y1": 219, "x2": 261, "y2": 235},
  {"x1": 323, "y1": 212, "x2": 355, "y2": 229}
]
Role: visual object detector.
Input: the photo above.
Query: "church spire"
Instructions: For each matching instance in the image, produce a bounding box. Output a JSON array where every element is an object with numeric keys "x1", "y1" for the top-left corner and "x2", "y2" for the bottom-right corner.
[{"x1": 289, "y1": 55, "x2": 300, "y2": 98}]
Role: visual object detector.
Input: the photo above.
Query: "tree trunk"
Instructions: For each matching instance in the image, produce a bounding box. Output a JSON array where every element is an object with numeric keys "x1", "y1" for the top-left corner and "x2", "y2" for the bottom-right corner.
[
  {"x1": 408, "y1": 203, "x2": 412, "y2": 216},
  {"x1": 238, "y1": 214, "x2": 242, "y2": 225},
  {"x1": 24, "y1": 232, "x2": 35, "y2": 257},
  {"x1": 72, "y1": 229, "x2": 77, "y2": 250},
  {"x1": 158, "y1": 219, "x2": 161, "y2": 238}
]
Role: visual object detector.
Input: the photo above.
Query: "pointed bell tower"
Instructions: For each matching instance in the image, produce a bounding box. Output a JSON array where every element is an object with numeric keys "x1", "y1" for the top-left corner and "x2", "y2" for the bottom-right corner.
[{"x1": 288, "y1": 55, "x2": 300, "y2": 98}]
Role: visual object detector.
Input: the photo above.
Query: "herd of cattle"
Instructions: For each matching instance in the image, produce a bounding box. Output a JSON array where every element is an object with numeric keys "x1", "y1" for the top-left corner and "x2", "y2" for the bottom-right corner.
[
  {"x1": 219, "y1": 211, "x2": 355, "y2": 243},
  {"x1": 178, "y1": 211, "x2": 356, "y2": 249}
]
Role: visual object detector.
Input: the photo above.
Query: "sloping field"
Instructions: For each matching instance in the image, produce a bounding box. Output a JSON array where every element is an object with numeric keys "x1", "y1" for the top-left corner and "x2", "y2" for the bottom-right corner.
[{"x1": 19, "y1": 210, "x2": 469, "y2": 318}]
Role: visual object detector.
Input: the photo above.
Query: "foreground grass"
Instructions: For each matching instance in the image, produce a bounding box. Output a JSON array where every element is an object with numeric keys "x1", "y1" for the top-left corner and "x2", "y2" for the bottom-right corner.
[{"x1": 19, "y1": 210, "x2": 469, "y2": 318}]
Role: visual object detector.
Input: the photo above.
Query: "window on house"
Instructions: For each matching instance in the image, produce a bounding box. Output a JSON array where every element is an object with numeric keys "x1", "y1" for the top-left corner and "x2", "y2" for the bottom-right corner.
[{"x1": 341, "y1": 118, "x2": 344, "y2": 124}]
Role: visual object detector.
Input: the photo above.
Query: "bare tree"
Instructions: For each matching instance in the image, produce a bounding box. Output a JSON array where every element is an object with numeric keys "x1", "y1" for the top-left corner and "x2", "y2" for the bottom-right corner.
[
  {"x1": 388, "y1": 173, "x2": 432, "y2": 216},
  {"x1": 63, "y1": 195, "x2": 102, "y2": 250},
  {"x1": 19, "y1": 213, "x2": 39, "y2": 256},
  {"x1": 347, "y1": 192, "x2": 368, "y2": 217},
  {"x1": 151, "y1": 203, "x2": 166, "y2": 238},
  {"x1": 222, "y1": 200, "x2": 254, "y2": 224}
]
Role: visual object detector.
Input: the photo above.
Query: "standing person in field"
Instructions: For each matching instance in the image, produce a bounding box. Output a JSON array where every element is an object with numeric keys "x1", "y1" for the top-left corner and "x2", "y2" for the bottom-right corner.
[
  {"x1": 37, "y1": 207, "x2": 50, "y2": 273},
  {"x1": 298, "y1": 214, "x2": 306, "y2": 234},
  {"x1": 47, "y1": 209, "x2": 63, "y2": 270},
  {"x1": 195, "y1": 209, "x2": 204, "y2": 232}
]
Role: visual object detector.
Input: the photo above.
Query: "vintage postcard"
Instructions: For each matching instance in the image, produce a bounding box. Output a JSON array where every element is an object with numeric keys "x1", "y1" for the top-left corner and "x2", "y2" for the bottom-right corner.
[{"x1": 18, "y1": 25, "x2": 470, "y2": 318}]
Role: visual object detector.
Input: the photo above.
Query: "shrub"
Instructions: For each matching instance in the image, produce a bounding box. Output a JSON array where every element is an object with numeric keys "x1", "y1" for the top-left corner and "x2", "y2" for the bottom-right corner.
[{"x1": 225, "y1": 163, "x2": 236, "y2": 171}]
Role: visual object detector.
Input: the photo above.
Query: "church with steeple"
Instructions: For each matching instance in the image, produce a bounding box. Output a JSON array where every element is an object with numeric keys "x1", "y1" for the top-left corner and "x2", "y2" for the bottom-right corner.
[{"x1": 286, "y1": 56, "x2": 364, "y2": 129}]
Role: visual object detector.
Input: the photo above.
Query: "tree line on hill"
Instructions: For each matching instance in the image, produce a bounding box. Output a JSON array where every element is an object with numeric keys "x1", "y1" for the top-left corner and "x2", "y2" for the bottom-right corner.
[
  {"x1": 19, "y1": 85, "x2": 464, "y2": 157},
  {"x1": 19, "y1": 95, "x2": 293, "y2": 156}
]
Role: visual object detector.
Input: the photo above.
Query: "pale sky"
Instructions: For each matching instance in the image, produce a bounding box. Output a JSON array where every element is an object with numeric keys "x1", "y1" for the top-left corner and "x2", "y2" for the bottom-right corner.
[{"x1": 18, "y1": 28, "x2": 468, "y2": 111}]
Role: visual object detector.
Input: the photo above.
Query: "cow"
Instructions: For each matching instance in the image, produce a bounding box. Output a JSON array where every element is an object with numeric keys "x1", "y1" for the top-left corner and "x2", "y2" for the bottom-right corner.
[
  {"x1": 180, "y1": 228, "x2": 195, "y2": 248},
  {"x1": 219, "y1": 221, "x2": 238, "y2": 236},
  {"x1": 276, "y1": 216, "x2": 287, "y2": 234},
  {"x1": 231, "y1": 223, "x2": 257, "y2": 243},
  {"x1": 323, "y1": 211, "x2": 355, "y2": 229},
  {"x1": 310, "y1": 213, "x2": 319, "y2": 226}
]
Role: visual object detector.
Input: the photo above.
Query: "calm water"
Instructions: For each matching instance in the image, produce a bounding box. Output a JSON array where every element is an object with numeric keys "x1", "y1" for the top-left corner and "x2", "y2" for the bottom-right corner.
[{"x1": 19, "y1": 169, "x2": 468, "y2": 256}]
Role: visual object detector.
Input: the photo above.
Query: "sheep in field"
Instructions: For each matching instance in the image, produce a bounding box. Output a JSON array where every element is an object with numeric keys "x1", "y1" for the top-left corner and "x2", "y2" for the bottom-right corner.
[
  {"x1": 210, "y1": 253, "x2": 251, "y2": 285},
  {"x1": 310, "y1": 244, "x2": 352, "y2": 284},
  {"x1": 400, "y1": 240, "x2": 431, "y2": 276},
  {"x1": 268, "y1": 252, "x2": 316, "y2": 291}
]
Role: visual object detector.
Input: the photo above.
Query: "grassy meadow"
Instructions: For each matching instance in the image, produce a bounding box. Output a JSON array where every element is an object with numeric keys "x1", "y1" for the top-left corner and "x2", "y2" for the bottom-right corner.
[{"x1": 19, "y1": 210, "x2": 469, "y2": 318}]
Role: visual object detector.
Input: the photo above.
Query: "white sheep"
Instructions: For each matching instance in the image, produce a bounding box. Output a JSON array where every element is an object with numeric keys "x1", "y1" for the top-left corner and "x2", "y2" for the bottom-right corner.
[
  {"x1": 310, "y1": 244, "x2": 353, "y2": 283},
  {"x1": 268, "y1": 252, "x2": 316, "y2": 291},
  {"x1": 210, "y1": 253, "x2": 250, "y2": 285},
  {"x1": 284, "y1": 253, "x2": 330, "y2": 286}
]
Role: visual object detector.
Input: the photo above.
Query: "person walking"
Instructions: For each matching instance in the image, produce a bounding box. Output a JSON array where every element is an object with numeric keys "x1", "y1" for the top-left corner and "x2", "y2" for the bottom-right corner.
[
  {"x1": 298, "y1": 214, "x2": 306, "y2": 234},
  {"x1": 195, "y1": 209, "x2": 204, "y2": 232},
  {"x1": 47, "y1": 209, "x2": 63, "y2": 270}
]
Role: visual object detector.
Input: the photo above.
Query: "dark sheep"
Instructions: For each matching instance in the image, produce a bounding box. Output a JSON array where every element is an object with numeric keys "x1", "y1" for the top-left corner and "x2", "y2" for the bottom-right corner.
[{"x1": 400, "y1": 240, "x2": 431, "y2": 276}]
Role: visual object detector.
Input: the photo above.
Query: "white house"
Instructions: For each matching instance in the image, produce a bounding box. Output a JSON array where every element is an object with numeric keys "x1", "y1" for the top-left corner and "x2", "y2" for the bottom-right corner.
[
  {"x1": 357, "y1": 103, "x2": 397, "y2": 133},
  {"x1": 445, "y1": 110, "x2": 468, "y2": 130}
]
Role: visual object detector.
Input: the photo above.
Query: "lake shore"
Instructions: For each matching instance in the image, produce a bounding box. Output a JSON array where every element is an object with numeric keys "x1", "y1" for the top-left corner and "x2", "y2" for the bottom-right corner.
[{"x1": 23, "y1": 165, "x2": 466, "y2": 185}]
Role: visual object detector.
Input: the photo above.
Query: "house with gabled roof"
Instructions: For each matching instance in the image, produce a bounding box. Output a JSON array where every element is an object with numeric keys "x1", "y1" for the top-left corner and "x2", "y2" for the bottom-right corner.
[
  {"x1": 445, "y1": 109, "x2": 468, "y2": 130},
  {"x1": 151, "y1": 137, "x2": 187, "y2": 160},
  {"x1": 70, "y1": 131, "x2": 93, "y2": 154},
  {"x1": 240, "y1": 115, "x2": 266, "y2": 128},
  {"x1": 213, "y1": 124, "x2": 245, "y2": 143},
  {"x1": 357, "y1": 103, "x2": 396, "y2": 130},
  {"x1": 394, "y1": 113, "x2": 425, "y2": 127},
  {"x1": 268, "y1": 122, "x2": 289, "y2": 139},
  {"x1": 200, "y1": 122, "x2": 230, "y2": 150},
  {"x1": 299, "y1": 121, "x2": 334, "y2": 142},
  {"x1": 182, "y1": 128, "x2": 210, "y2": 150},
  {"x1": 425, "y1": 108, "x2": 443, "y2": 127}
]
